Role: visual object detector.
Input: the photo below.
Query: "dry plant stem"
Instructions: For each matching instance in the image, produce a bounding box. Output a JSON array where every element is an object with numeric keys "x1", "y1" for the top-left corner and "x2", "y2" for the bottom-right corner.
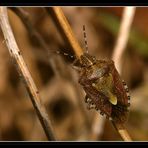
[
  {"x1": 112, "y1": 7, "x2": 136, "y2": 73},
  {"x1": 112, "y1": 121, "x2": 132, "y2": 141},
  {"x1": 0, "y1": 7, "x2": 56, "y2": 141},
  {"x1": 46, "y1": 7, "x2": 83, "y2": 58}
]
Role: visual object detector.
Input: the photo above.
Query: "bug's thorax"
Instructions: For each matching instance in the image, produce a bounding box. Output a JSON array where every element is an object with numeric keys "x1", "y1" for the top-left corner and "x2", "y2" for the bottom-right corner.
[
  {"x1": 79, "y1": 53, "x2": 113, "y2": 82},
  {"x1": 78, "y1": 53, "x2": 118, "y2": 105}
]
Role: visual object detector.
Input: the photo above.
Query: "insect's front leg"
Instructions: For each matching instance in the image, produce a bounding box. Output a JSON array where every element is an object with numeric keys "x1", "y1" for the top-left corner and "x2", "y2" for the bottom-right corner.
[{"x1": 71, "y1": 58, "x2": 82, "y2": 72}]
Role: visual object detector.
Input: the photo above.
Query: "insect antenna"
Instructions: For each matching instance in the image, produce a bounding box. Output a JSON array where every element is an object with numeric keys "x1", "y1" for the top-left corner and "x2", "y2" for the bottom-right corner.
[
  {"x1": 48, "y1": 49, "x2": 75, "y2": 59},
  {"x1": 83, "y1": 25, "x2": 89, "y2": 53}
]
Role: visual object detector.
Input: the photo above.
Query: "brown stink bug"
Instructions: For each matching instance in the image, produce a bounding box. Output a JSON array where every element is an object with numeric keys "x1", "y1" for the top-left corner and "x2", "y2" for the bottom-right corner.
[{"x1": 73, "y1": 25, "x2": 130, "y2": 124}]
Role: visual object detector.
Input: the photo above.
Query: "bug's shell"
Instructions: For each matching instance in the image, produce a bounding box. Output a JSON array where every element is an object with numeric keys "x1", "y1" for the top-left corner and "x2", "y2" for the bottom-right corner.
[{"x1": 78, "y1": 53, "x2": 130, "y2": 124}]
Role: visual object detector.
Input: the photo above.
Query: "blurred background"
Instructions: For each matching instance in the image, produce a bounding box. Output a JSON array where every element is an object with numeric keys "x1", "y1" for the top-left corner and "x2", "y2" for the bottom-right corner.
[{"x1": 0, "y1": 7, "x2": 148, "y2": 141}]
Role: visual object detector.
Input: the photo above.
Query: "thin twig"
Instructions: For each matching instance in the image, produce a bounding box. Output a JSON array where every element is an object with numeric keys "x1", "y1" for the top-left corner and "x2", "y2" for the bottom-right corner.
[
  {"x1": 0, "y1": 7, "x2": 56, "y2": 141},
  {"x1": 112, "y1": 121, "x2": 132, "y2": 141},
  {"x1": 112, "y1": 7, "x2": 136, "y2": 73},
  {"x1": 46, "y1": 7, "x2": 83, "y2": 58}
]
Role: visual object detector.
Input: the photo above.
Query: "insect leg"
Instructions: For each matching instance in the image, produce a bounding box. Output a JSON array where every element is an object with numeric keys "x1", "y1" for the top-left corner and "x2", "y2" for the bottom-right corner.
[
  {"x1": 122, "y1": 80, "x2": 130, "y2": 98},
  {"x1": 85, "y1": 95, "x2": 92, "y2": 103}
]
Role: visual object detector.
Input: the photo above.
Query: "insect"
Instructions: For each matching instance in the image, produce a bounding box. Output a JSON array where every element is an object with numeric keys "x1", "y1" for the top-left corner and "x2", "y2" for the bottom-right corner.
[{"x1": 73, "y1": 25, "x2": 130, "y2": 124}]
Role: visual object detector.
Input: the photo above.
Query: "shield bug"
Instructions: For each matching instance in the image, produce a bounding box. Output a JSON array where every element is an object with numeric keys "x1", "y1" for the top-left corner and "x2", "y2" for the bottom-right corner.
[{"x1": 73, "y1": 25, "x2": 130, "y2": 124}]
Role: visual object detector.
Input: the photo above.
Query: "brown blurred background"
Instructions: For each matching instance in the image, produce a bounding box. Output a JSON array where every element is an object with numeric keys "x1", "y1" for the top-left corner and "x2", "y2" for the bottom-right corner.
[{"x1": 0, "y1": 7, "x2": 148, "y2": 141}]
